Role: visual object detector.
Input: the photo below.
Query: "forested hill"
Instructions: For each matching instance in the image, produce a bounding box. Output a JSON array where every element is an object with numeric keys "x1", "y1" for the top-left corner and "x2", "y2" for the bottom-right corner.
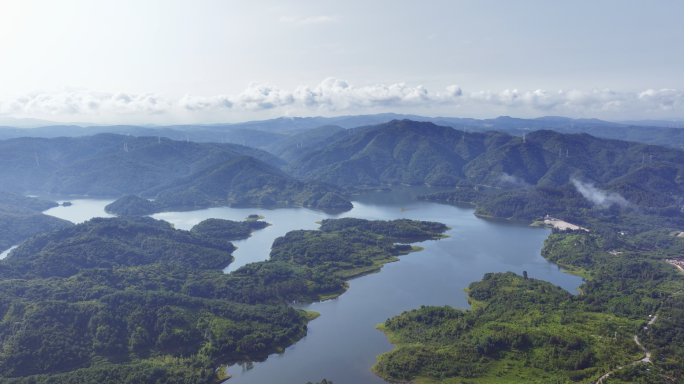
[
  {"x1": 264, "y1": 125, "x2": 347, "y2": 162},
  {"x1": 417, "y1": 162, "x2": 684, "y2": 223},
  {"x1": 288, "y1": 119, "x2": 684, "y2": 189},
  {"x1": 463, "y1": 129, "x2": 684, "y2": 187},
  {"x1": 288, "y1": 119, "x2": 511, "y2": 187},
  {"x1": 122, "y1": 156, "x2": 354, "y2": 212},
  {"x1": 0, "y1": 190, "x2": 58, "y2": 214},
  {"x1": 0, "y1": 190, "x2": 72, "y2": 253},
  {"x1": 0, "y1": 134, "x2": 284, "y2": 195},
  {"x1": 0, "y1": 216, "x2": 310, "y2": 383},
  {"x1": 0, "y1": 215, "x2": 446, "y2": 383}
]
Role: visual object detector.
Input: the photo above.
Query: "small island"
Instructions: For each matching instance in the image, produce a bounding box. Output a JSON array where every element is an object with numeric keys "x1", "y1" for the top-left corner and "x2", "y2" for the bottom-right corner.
[
  {"x1": 61, "y1": 201, "x2": 72, "y2": 207},
  {"x1": 191, "y1": 218, "x2": 269, "y2": 241},
  {"x1": 104, "y1": 194, "x2": 160, "y2": 216},
  {"x1": 246, "y1": 214, "x2": 265, "y2": 221}
]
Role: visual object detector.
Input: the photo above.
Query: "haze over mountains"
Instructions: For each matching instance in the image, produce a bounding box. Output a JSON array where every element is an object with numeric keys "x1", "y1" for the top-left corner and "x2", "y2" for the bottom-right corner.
[
  {"x1": 4, "y1": 113, "x2": 684, "y2": 151},
  {"x1": 0, "y1": 135, "x2": 284, "y2": 195},
  {"x1": 3, "y1": 114, "x2": 683, "y2": 130}
]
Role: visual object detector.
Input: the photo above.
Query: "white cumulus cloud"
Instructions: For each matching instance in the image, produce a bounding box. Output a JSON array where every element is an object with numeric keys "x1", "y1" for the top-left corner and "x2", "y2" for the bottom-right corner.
[
  {"x1": 0, "y1": 91, "x2": 172, "y2": 116},
  {"x1": 0, "y1": 79, "x2": 682, "y2": 119}
]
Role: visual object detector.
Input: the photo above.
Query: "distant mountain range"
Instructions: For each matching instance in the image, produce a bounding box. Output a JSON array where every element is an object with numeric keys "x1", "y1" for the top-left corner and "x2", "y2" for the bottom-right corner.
[
  {"x1": 3, "y1": 113, "x2": 683, "y2": 130},
  {"x1": 0, "y1": 116, "x2": 101, "y2": 128},
  {"x1": 3, "y1": 113, "x2": 684, "y2": 150}
]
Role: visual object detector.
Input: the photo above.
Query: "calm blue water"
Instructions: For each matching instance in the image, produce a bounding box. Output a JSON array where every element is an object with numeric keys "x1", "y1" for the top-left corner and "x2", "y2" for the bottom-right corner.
[
  {"x1": 37, "y1": 187, "x2": 583, "y2": 384},
  {"x1": 42, "y1": 198, "x2": 116, "y2": 223}
]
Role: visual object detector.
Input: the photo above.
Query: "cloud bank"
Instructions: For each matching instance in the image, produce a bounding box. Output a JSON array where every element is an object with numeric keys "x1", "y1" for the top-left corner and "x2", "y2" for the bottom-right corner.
[
  {"x1": 571, "y1": 179, "x2": 629, "y2": 207},
  {"x1": 1, "y1": 78, "x2": 682, "y2": 119}
]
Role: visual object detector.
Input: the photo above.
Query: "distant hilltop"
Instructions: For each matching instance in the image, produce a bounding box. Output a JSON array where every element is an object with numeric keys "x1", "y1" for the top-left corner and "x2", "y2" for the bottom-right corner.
[{"x1": 2, "y1": 113, "x2": 683, "y2": 131}]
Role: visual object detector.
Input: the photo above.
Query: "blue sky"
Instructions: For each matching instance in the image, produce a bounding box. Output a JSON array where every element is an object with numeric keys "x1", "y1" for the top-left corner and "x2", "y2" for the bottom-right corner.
[{"x1": 0, "y1": 0, "x2": 682, "y2": 124}]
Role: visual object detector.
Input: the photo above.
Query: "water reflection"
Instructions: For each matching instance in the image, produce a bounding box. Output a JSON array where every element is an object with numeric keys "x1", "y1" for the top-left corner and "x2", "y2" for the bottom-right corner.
[{"x1": 42, "y1": 198, "x2": 116, "y2": 224}]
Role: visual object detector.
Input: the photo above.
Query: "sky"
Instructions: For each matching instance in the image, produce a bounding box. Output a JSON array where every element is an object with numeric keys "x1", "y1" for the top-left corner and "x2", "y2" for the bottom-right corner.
[{"x1": 0, "y1": 0, "x2": 682, "y2": 125}]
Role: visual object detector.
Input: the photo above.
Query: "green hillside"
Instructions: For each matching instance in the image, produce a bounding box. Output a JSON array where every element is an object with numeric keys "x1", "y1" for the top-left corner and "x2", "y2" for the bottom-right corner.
[
  {"x1": 418, "y1": 161, "x2": 684, "y2": 223},
  {"x1": 464, "y1": 130, "x2": 684, "y2": 187},
  {"x1": 395, "y1": 156, "x2": 684, "y2": 383},
  {"x1": 137, "y1": 156, "x2": 352, "y2": 211},
  {"x1": 374, "y1": 204, "x2": 684, "y2": 382},
  {"x1": 104, "y1": 195, "x2": 160, "y2": 216},
  {"x1": 190, "y1": 218, "x2": 269, "y2": 241},
  {"x1": 289, "y1": 120, "x2": 511, "y2": 187},
  {"x1": 0, "y1": 134, "x2": 284, "y2": 196},
  {"x1": 264, "y1": 125, "x2": 347, "y2": 162},
  {"x1": 0, "y1": 216, "x2": 309, "y2": 383},
  {"x1": 374, "y1": 272, "x2": 643, "y2": 383},
  {"x1": 288, "y1": 120, "x2": 684, "y2": 190},
  {"x1": 0, "y1": 190, "x2": 73, "y2": 253},
  {"x1": 0, "y1": 216, "x2": 447, "y2": 383}
]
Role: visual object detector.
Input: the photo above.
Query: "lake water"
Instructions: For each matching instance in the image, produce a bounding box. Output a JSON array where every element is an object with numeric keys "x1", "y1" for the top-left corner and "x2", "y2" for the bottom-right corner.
[
  {"x1": 0, "y1": 198, "x2": 116, "y2": 259},
  {"x1": 38, "y1": 187, "x2": 583, "y2": 384},
  {"x1": 42, "y1": 198, "x2": 117, "y2": 223}
]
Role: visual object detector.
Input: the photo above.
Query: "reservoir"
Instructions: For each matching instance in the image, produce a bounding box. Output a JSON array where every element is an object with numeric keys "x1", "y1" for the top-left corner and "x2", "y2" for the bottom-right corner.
[{"x1": 39, "y1": 187, "x2": 583, "y2": 384}]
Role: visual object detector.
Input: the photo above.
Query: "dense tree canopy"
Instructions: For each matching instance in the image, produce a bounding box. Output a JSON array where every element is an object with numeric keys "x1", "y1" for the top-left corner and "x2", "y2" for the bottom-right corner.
[{"x1": 0, "y1": 216, "x2": 448, "y2": 383}]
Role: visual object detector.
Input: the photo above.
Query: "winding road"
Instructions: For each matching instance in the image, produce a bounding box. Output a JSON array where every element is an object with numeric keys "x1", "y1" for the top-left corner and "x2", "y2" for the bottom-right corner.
[
  {"x1": 592, "y1": 283, "x2": 684, "y2": 383},
  {"x1": 593, "y1": 315, "x2": 657, "y2": 384}
]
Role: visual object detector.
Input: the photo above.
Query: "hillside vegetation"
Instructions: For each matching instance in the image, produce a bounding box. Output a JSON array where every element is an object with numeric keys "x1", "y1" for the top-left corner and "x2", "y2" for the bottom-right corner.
[
  {"x1": 380, "y1": 160, "x2": 684, "y2": 382},
  {"x1": 375, "y1": 216, "x2": 684, "y2": 383},
  {"x1": 264, "y1": 125, "x2": 347, "y2": 162},
  {"x1": 288, "y1": 120, "x2": 684, "y2": 190},
  {"x1": 0, "y1": 216, "x2": 447, "y2": 383},
  {"x1": 105, "y1": 195, "x2": 160, "y2": 215},
  {"x1": 105, "y1": 156, "x2": 353, "y2": 214},
  {"x1": 190, "y1": 218, "x2": 269, "y2": 241},
  {"x1": 0, "y1": 190, "x2": 72, "y2": 253},
  {"x1": 375, "y1": 272, "x2": 643, "y2": 383},
  {"x1": 417, "y1": 162, "x2": 684, "y2": 223},
  {"x1": 289, "y1": 120, "x2": 510, "y2": 187},
  {"x1": 0, "y1": 134, "x2": 284, "y2": 196}
]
